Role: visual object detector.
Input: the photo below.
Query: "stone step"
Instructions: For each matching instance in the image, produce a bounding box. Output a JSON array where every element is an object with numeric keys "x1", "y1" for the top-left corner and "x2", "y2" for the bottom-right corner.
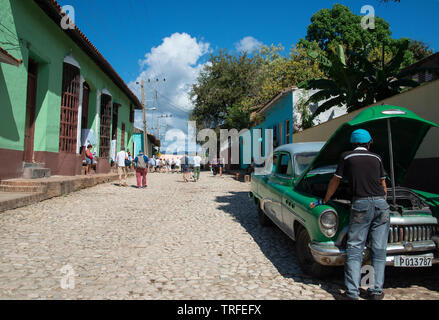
[
  {"x1": 22, "y1": 167, "x2": 51, "y2": 179},
  {"x1": 0, "y1": 184, "x2": 44, "y2": 193},
  {"x1": 22, "y1": 162, "x2": 46, "y2": 169},
  {"x1": 0, "y1": 180, "x2": 42, "y2": 186}
]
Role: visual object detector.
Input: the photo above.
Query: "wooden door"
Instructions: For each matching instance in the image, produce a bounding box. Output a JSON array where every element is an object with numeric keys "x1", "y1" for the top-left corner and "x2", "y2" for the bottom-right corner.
[{"x1": 23, "y1": 59, "x2": 38, "y2": 162}]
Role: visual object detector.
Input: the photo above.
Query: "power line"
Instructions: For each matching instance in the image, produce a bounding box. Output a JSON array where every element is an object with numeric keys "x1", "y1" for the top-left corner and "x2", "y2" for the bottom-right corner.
[
  {"x1": 0, "y1": 21, "x2": 18, "y2": 39},
  {"x1": 156, "y1": 90, "x2": 192, "y2": 116}
]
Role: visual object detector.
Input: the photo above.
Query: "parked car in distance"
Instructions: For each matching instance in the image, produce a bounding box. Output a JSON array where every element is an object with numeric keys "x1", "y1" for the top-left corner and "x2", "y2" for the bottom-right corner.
[{"x1": 250, "y1": 105, "x2": 439, "y2": 277}]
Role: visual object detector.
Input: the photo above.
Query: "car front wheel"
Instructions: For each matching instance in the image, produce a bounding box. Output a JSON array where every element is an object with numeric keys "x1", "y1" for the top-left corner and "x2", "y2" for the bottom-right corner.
[{"x1": 295, "y1": 227, "x2": 333, "y2": 279}]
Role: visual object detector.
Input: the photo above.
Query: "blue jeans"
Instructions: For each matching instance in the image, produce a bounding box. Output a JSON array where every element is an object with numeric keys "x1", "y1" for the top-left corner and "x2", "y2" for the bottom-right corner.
[{"x1": 344, "y1": 197, "x2": 390, "y2": 299}]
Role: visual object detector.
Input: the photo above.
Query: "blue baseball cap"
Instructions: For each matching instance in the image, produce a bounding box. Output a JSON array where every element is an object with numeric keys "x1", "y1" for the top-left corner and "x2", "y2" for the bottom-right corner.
[{"x1": 350, "y1": 129, "x2": 372, "y2": 144}]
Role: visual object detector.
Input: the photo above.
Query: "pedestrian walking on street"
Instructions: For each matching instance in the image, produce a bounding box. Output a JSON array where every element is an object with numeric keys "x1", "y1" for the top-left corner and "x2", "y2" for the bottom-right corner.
[
  {"x1": 219, "y1": 157, "x2": 224, "y2": 176},
  {"x1": 166, "y1": 158, "x2": 171, "y2": 173},
  {"x1": 85, "y1": 144, "x2": 94, "y2": 175},
  {"x1": 181, "y1": 153, "x2": 190, "y2": 182},
  {"x1": 155, "y1": 157, "x2": 161, "y2": 173},
  {"x1": 115, "y1": 147, "x2": 128, "y2": 186},
  {"x1": 134, "y1": 151, "x2": 149, "y2": 188},
  {"x1": 175, "y1": 157, "x2": 181, "y2": 173},
  {"x1": 192, "y1": 152, "x2": 202, "y2": 182},
  {"x1": 126, "y1": 150, "x2": 133, "y2": 171},
  {"x1": 316, "y1": 129, "x2": 389, "y2": 300},
  {"x1": 149, "y1": 156, "x2": 156, "y2": 173}
]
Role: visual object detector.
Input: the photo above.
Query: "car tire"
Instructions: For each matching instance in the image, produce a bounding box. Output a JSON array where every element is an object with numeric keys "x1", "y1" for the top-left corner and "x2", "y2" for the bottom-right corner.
[
  {"x1": 295, "y1": 227, "x2": 333, "y2": 279},
  {"x1": 257, "y1": 203, "x2": 272, "y2": 227}
]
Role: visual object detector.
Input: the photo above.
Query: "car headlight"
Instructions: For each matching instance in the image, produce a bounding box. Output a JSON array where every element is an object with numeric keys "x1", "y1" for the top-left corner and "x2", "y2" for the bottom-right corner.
[{"x1": 319, "y1": 209, "x2": 338, "y2": 238}]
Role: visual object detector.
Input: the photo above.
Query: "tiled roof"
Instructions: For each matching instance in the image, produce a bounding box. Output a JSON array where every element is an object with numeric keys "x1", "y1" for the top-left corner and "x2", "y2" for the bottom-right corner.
[
  {"x1": 256, "y1": 86, "x2": 298, "y2": 115},
  {"x1": 33, "y1": 0, "x2": 143, "y2": 109}
]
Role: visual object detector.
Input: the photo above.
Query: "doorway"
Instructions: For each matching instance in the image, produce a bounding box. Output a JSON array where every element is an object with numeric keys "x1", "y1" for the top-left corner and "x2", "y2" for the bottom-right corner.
[{"x1": 23, "y1": 59, "x2": 38, "y2": 162}]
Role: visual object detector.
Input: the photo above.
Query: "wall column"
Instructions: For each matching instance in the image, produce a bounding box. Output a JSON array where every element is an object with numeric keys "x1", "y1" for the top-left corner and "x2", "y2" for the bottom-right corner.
[
  {"x1": 96, "y1": 89, "x2": 101, "y2": 156},
  {"x1": 76, "y1": 76, "x2": 84, "y2": 153}
]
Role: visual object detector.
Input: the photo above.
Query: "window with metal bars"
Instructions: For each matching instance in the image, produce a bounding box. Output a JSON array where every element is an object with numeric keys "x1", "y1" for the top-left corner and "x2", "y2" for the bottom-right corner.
[
  {"x1": 59, "y1": 63, "x2": 80, "y2": 153},
  {"x1": 99, "y1": 94, "x2": 112, "y2": 158}
]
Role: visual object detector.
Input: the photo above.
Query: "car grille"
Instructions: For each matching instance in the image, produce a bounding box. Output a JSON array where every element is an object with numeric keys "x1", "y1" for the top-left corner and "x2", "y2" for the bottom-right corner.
[{"x1": 388, "y1": 225, "x2": 439, "y2": 243}]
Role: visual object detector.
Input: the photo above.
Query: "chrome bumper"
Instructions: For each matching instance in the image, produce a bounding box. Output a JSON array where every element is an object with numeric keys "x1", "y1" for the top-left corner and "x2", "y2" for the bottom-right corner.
[{"x1": 309, "y1": 240, "x2": 439, "y2": 266}]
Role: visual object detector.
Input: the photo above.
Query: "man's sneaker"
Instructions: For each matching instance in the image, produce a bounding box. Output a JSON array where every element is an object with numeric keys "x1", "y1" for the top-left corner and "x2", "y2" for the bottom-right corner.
[
  {"x1": 334, "y1": 292, "x2": 358, "y2": 300},
  {"x1": 366, "y1": 291, "x2": 385, "y2": 300}
]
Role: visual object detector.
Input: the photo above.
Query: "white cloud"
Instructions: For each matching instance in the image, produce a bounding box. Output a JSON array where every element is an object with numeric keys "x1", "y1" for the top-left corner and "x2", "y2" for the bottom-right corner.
[
  {"x1": 129, "y1": 32, "x2": 210, "y2": 151},
  {"x1": 235, "y1": 36, "x2": 263, "y2": 53}
]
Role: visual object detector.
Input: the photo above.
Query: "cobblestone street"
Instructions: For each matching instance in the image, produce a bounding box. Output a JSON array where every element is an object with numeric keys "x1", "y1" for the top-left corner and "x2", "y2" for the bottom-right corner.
[{"x1": 0, "y1": 171, "x2": 438, "y2": 300}]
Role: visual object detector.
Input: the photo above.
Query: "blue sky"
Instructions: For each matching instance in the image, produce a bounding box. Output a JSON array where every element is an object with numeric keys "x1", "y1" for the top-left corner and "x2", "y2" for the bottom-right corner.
[{"x1": 57, "y1": 0, "x2": 439, "y2": 151}]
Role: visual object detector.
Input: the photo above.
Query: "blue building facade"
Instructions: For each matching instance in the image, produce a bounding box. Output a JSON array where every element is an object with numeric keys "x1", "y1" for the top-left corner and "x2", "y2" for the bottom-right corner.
[
  {"x1": 240, "y1": 88, "x2": 295, "y2": 169},
  {"x1": 132, "y1": 130, "x2": 160, "y2": 158}
]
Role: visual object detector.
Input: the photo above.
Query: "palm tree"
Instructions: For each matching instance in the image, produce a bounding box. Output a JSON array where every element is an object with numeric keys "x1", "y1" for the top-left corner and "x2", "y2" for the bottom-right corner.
[{"x1": 298, "y1": 44, "x2": 368, "y2": 119}]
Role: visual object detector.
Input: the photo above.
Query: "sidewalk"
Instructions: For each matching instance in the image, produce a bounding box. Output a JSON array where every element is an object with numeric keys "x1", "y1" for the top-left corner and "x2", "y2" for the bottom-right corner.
[{"x1": 0, "y1": 171, "x2": 135, "y2": 213}]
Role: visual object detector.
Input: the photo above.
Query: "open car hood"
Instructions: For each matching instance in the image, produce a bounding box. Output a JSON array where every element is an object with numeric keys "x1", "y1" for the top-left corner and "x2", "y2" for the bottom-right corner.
[{"x1": 296, "y1": 105, "x2": 438, "y2": 185}]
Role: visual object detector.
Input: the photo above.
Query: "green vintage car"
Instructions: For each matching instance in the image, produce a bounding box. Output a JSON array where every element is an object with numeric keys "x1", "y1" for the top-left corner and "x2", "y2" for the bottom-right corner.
[{"x1": 250, "y1": 105, "x2": 439, "y2": 277}]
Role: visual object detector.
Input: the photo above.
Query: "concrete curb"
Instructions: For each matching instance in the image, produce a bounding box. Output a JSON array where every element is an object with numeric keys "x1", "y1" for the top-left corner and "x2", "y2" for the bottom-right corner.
[{"x1": 0, "y1": 172, "x2": 135, "y2": 213}]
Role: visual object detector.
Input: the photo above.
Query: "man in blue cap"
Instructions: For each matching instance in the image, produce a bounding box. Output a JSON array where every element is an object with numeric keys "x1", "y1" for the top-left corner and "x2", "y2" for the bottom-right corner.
[{"x1": 321, "y1": 129, "x2": 389, "y2": 300}]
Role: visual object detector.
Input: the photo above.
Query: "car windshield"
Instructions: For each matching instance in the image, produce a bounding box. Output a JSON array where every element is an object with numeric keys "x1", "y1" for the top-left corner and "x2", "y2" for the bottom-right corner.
[{"x1": 294, "y1": 152, "x2": 318, "y2": 176}]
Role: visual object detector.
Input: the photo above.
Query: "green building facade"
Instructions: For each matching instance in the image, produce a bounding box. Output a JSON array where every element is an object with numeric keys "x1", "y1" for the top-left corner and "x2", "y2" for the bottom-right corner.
[{"x1": 0, "y1": 0, "x2": 142, "y2": 179}]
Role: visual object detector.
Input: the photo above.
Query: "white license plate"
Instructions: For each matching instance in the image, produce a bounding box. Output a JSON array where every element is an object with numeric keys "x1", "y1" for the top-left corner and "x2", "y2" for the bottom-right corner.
[{"x1": 394, "y1": 254, "x2": 433, "y2": 267}]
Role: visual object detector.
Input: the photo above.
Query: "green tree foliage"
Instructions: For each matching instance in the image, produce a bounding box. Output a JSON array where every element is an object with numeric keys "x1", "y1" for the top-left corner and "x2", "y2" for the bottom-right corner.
[
  {"x1": 190, "y1": 3, "x2": 434, "y2": 131},
  {"x1": 301, "y1": 4, "x2": 416, "y2": 68},
  {"x1": 244, "y1": 43, "x2": 324, "y2": 109},
  {"x1": 190, "y1": 44, "x2": 324, "y2": 130},
  {"x1": 301, "y1": 4, "x2": 392, "y2": 53},
  {"x1": 409, "y1": 40, "x2": 434, "y2": 61},
  {"x1": 189, "y1": 50, "x2": 261, "y2": 130},
  {"x1": 299, "y1": 40, "x2": 438, "y2": 119},
  {"x1": 299, "y1": 44, "x2": 367, "y2": 118}
]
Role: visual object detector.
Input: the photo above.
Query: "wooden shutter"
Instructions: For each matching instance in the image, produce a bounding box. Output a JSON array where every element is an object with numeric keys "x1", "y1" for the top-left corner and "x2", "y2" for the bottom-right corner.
[
  {"x1": 81, "y1": 82, "x2": 90, "y2": 130},
  {"x1": 59, "y1": 63, "x2": 80, "y2": 153},
  {"x1": 129, "y1": 105, "x2": 134, "y2": 123},
  {"x1": 99, "y1": 94, "x2": 112, "y2": 158}
]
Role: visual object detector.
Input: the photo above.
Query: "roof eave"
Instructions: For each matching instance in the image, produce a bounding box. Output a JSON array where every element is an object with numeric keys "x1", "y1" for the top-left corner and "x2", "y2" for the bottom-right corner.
[
  {"x1": 257, "y1": 86, "x2": 297, "y2": 115},
  {"x1": 33, "y1": 0, "x2": 143, "y2": 109},
  {"x1": 0, "y1": 46, "x2": 22, "y2": 66}
]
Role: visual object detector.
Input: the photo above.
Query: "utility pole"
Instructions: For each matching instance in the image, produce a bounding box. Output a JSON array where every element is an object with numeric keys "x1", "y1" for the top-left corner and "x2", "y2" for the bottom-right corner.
[
  {"x1": 137, "y1": 78, "x2": 165, "y2": 157},
  {"x1": 140, "y1": 79, "x2": 149, "y2": 157}
]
